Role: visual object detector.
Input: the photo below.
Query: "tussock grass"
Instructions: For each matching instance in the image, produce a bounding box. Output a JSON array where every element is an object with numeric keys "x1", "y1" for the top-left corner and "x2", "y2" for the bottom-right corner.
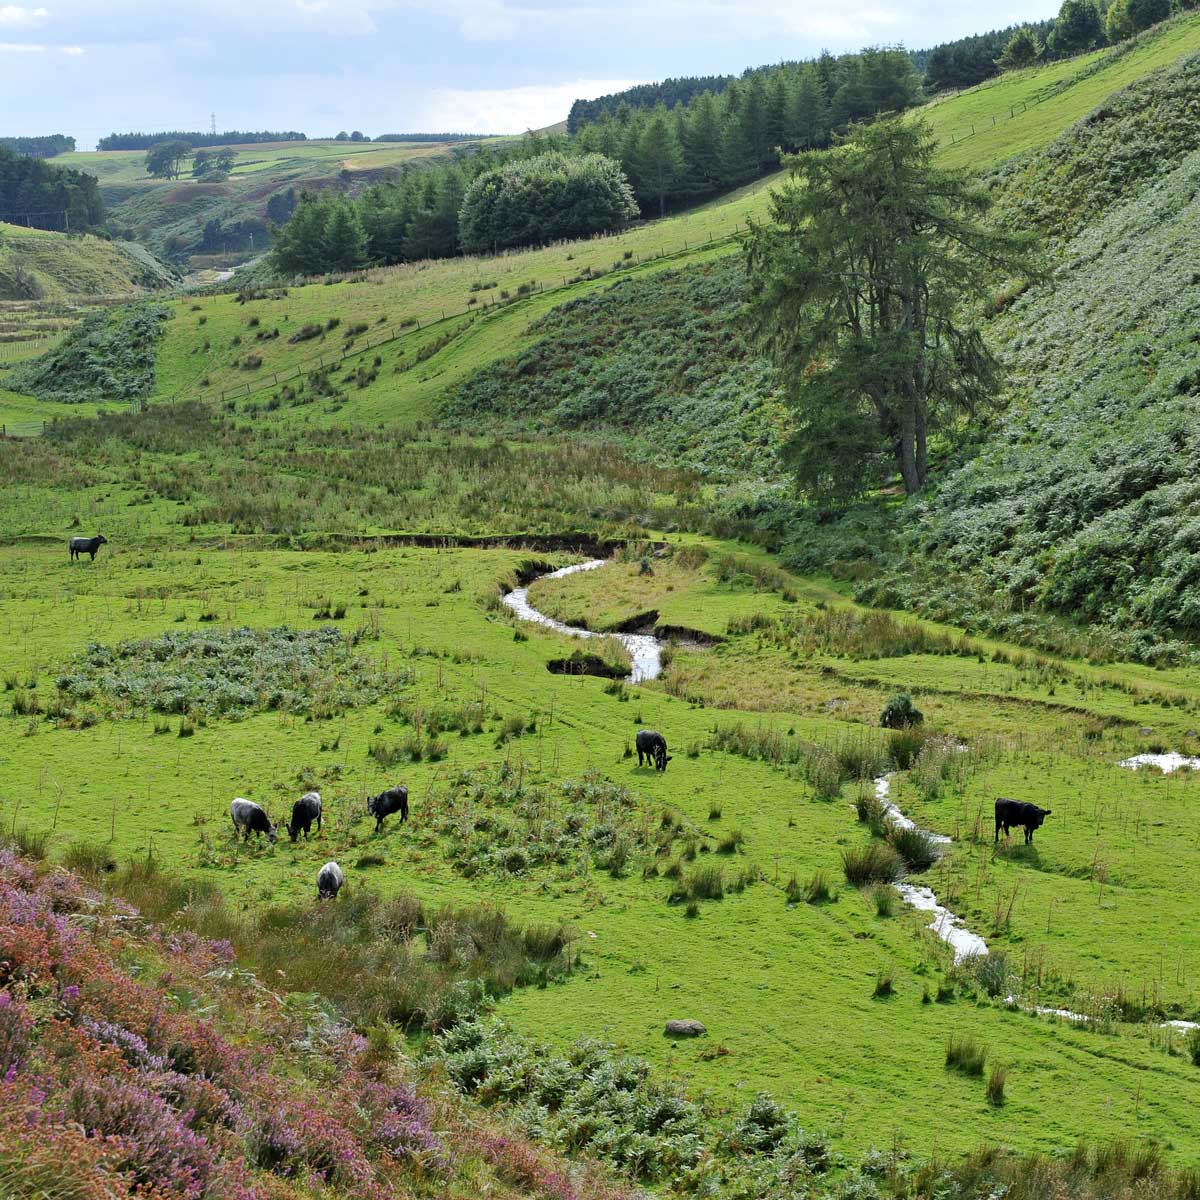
[
  {"x1": 842, "y1": 842, "x2": 903, "y2": 887},
  {"x1": 945, "y1": 1034, "x2": 986, "y2": 1077}
]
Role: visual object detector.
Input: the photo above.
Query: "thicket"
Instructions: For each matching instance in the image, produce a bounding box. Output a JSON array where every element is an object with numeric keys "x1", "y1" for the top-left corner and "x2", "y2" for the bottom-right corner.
[
  {"x1": 458, "y1": 152, "x2": 638, "y2": 253},
  {"x1": 8, "y1": 304, "x2": 170, "y2": 403}
]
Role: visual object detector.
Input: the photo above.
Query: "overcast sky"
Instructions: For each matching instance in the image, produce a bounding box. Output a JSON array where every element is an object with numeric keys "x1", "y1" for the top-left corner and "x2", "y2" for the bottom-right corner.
[{"x1": 3, "y1": 1, "x2": 1057, "y2": 148}]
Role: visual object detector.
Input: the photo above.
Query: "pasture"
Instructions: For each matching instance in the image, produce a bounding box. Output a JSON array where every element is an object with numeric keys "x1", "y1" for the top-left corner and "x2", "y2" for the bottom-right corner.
[{"x1": 4, "y1": 512, "x2": 1200, "y2": 1162}]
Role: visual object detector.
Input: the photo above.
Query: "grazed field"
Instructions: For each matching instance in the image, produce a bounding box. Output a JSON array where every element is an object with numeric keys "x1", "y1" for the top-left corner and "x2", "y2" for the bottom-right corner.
[{"x1": 3, "y1": 525, "x2": 1200, "y2": 1163}]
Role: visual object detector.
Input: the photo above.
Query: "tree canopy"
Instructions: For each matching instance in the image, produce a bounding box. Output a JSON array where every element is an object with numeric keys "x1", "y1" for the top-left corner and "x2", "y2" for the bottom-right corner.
[
  {"x1": 0, "y1": 144, "x2": 103, "y2": 231},
  {"x1": 458, "y1": 152, "x2": 638, "y2": 254},
  {"x1": 744, "y1": 118, "x2": 1035, "y2": 503}
]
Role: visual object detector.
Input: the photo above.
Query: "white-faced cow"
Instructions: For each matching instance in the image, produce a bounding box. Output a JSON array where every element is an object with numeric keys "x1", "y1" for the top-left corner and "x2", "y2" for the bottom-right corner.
[
  {"x1": 231, "y1": 798, "x2": 277, "y2": 844},
  {"x1": 994, "y1": 797, "x2": 1052, "y2": 845},
  {"x1": 288, "y1": 791, "x2": 322, "y2": 842},
  {"x1": 367, "y1": 785, "x2": 408, "y2": 833},
  {"x1": 317, "y1": 861, "x2": 344, "y2": 899},
  {"x1": 69, "y1": 534, "x2": 108, "y2": 562},
  {"x1": 636, "y1": 729, "x2": 671, "y2": 771}
]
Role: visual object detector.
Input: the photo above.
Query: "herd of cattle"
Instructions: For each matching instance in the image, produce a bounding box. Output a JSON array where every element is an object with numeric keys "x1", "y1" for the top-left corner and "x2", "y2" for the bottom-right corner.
[
  {"x1": 229, "y1": 785, "x2": 409, "y2": 898},
  {"x1": 70, "y1": 539, "x2": 1058, "y2": 877},
  {"x1": 226, "y1": 734, "x2": 673, "y2": 899}
]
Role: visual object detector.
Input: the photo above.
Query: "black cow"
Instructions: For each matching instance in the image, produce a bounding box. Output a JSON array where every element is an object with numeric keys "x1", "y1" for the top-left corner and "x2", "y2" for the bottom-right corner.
[
  {"x1": 636, "y1": 729, "x2": 671, "y2": 771},
  {"x1": 69, "y1": 534, "x2": 108, "y2": 562},
  {"x1": 994, "y1": 797, "x2": 1052, "y2": 845},
  {"x1": 288, "y1": 791, "x2": 322, "y2": 841},
  {"x1": 317, "y1": 861, "x2": 344, "y2": 899},
  {"x1": 231, "y1": 798, "x2": 276, "y2": 843},
  {"x1": 367, "y1": 785, "x2": 408, "y2": 833}
]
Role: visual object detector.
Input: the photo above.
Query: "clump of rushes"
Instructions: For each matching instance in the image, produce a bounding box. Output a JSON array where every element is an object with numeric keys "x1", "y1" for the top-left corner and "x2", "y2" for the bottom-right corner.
[
  {"x1": 945, "y1": 1034, "x2": 986, "y2": 1076},
  {"x1": 842, "y1": 842, "x2": 903, "y2": 886}
]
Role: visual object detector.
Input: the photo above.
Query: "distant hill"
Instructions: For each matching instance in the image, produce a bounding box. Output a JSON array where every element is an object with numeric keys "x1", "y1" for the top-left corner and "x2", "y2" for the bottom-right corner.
[{"x1": 53, "y1": 136, "x2": 498, "y2": 268}]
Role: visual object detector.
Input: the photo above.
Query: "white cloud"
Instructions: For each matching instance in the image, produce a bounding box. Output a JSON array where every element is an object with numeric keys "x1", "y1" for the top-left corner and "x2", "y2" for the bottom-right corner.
[
  {"x1": 413, "y1": 78, "x2": 642, "y2": 133},
  {"x1": 0, "y1": 5, "x2": 49, "y2": 25},
  {"x1": 60, "y1": 42, "x2": 82, "y2": 52},
  {"x1": 0, "y1": 39, "x2": 44, "y2": 50}
]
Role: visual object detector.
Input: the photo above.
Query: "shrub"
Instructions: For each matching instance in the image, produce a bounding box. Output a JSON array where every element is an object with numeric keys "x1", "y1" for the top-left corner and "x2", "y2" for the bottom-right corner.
[
  {"x1": 881, "y1": 693, "x2": 923, "y2": 729},
  {"x1": 945, "y1": 1034, "x2": 986, "y2": 1076},
  {"x1": 686, "y1": 864, "x2": 724, "y2": 900},
  {"x1": 986, "y1": 1063, "x2": 1008, "y2": 1106},
  {"x1": 887, "y1": 826, "x2": 940, "y2": 872},
  {"x1": 716, "y1": 827, "x2": 744, "y2": 854},
  {"x1": 804, "y1": 871, "x2": 834, "y2": 903},
  {"x1": 842, "y1": 843, "x2": 903, "y2": 887},
  {"x1": 873, "y1": 969, "x2": 894, "y2": 998},
  {"x1": 873, "y1": 885, "x2": 898, "y2": 917}
]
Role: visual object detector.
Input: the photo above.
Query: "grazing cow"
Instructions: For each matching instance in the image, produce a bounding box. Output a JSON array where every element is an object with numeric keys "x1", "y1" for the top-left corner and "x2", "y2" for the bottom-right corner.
[
  {"x1": 288, "y1": 791, "x2": 322, "y2": 842},
  {"x1": 367, "y1": 785, "x2": 408, "y2": 833},
  {"x1": 231, "y1": 797, "x2": 277, "y2": 844},
  {"x1": 69, "y1": 534, "x2": 108, "y2": 562},
  {"x1": 994, "y1": 797, "x2": 1052, "y2": 845},
  {"x1": 316, "y1": 861, "x2": 344, "y2": 899},
  {"x1": 636, "y1": 729, "x2": 671, "y2": 771}
]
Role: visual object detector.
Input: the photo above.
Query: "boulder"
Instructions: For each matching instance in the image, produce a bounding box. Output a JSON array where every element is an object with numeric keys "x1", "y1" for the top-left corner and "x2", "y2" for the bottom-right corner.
[{"x1": 664, "y1": 1019, "x2": 706, "y2": 1038}]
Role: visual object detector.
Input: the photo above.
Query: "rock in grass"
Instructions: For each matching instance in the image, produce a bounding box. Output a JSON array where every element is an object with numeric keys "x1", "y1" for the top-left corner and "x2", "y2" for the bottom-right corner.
[{"x1": 665, "y1": 1019, "x2": 706, "y2": 1038}]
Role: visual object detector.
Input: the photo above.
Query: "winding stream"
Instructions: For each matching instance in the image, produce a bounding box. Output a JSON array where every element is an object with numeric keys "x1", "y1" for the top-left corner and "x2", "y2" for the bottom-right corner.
[
  {"x1": 502, "y1": 559, "x2": 663, "y2": 683},
  {"x1": 506, "y1": 562, "x2": 1196, "y2": 1027}
]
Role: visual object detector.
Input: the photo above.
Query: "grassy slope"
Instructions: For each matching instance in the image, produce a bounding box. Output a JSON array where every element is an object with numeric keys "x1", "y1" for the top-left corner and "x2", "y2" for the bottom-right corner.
[
  {"x1": 924, "y1": 11, "x2": 1200, "y2": 168},
  {"x1": 0, "y1": 221, "x2": 175, "y2": 301}
]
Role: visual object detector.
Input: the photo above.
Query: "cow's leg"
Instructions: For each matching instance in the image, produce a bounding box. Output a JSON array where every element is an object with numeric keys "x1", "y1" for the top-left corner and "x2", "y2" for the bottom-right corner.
[{"x1": 994, "y1": 820, "x2": 1000, "y2": 843}]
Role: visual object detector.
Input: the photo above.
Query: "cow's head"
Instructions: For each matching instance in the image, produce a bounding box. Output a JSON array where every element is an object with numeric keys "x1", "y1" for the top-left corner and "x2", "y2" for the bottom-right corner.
[
  {"x1": 1031, "y1": 808, "x2": 1051, "y2": 830},
  {"x1": 656, "y1": 749, "x2": 671, "y2": 771},
  {"x1": 267, "y1": 823, "x2": 278, "y2": 844},
  {"x1": 97, "y1": 534, "x2": 108, "y2": 545},
  {"x1": 288, "y1": 819, "x2": 300, "y2": 843}
]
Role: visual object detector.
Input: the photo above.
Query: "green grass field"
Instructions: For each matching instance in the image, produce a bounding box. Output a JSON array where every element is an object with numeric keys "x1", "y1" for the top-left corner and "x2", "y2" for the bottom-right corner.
[
  {"x1": 3, "y1": 532, "x2": 1200, "y2": 1165},
  {"x1": 923, "y1": 10, "x2": 1200, "y2": 168}
]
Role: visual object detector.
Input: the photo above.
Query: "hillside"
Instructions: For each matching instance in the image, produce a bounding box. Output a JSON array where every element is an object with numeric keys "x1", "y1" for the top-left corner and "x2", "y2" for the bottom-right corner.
[
  {"x1": 0, "y1": 222, "x2": 176, "y2": 301},
  {"x1": 54, "y1": 137, "x2": 501, "y2": 267},
  {"x1": 866, "y1": 44, "x2": 1200, "y2": 661}
]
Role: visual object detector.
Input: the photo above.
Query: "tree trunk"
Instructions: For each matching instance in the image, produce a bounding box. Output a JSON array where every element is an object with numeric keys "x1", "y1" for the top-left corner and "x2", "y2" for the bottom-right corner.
[
  {"x1": 897, "y1": 407, "x2": 921, "y2": 495},
  {"x1": 915, "y1": 403, "x2": 928, "y2": 491}
]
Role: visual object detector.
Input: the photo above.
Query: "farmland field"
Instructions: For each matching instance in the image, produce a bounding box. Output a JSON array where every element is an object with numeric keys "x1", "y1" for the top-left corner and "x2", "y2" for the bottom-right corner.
[{"x1": 4, "y1": 439, "x2": 1200, "y2": 1164}]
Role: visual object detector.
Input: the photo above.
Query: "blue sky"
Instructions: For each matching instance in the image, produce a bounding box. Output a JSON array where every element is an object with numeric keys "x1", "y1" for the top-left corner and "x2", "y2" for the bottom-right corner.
[{"x1": 2, "y1": 1, "x2": 1058, "y2": 148}]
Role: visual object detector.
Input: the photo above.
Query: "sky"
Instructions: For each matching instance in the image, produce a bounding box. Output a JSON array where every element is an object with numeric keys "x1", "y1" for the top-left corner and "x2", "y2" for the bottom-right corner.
[{"x1": 1, "y1": 1, "x2": 1059, "y2": 148}]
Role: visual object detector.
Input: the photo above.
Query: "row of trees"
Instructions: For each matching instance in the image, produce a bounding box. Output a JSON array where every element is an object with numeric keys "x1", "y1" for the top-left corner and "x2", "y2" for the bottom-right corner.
[
  {"x1": 0, "y1": 135, "x2": 75, "y2": 159},
  {"x1": 270, "y1": 44, "x2": 925, "y2": 276},
  {"x1": 0, "y1": 145, "x2": 103, "y2": 231},
  {"x1": 568, "y1": 74, "x2": 737, "y2": 132},
  {"x1": 144, "y1": 142, "x2": 236, "y2": 181},
  {"x1": 926, "y1": 0, "x2": 1184, "y2": 91},
  {"x1": 98, "y1": 130, "x2": 306, "y2": 151}
]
